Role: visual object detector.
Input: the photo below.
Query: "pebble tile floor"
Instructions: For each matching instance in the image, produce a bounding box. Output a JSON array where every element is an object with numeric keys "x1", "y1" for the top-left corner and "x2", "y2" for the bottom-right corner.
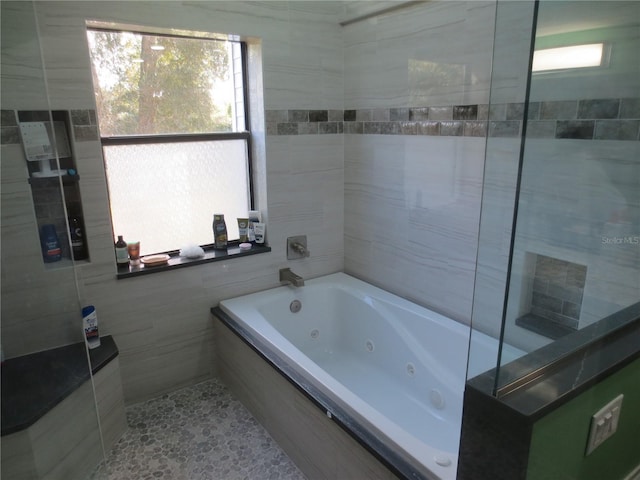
[{"x1": 90, "y1": 379, "x2": 307, "y2": 480}]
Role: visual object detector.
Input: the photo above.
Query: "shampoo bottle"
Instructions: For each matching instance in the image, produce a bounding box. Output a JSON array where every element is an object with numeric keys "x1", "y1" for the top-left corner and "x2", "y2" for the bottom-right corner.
[
  {"x1": 82, "y1": 305, "x2": 100, "y2": 349},
  {"x1": 212, "y1": 214, "x2": 228, "y2": 250}
]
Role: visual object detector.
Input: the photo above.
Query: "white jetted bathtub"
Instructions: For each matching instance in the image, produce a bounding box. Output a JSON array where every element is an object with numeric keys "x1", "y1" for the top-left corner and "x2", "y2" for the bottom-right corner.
[{"x1": 218, "y1": 272, "x2": 522, "y2": 480}]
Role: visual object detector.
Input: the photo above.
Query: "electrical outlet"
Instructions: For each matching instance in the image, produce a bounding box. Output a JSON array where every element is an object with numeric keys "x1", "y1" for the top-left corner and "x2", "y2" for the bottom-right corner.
[{"x1": 585, "y1": 394, "x2": 623, "y2": 455}]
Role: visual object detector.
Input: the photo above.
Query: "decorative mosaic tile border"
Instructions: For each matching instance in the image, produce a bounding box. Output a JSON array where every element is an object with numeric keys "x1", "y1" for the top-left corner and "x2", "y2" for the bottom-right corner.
[
  {"x1": 3, "y1": 99, "x2": 638, "y2": 144},
  {"x1": 266, "y1": 97, "x2": 640, "y2": 140},
  {"x1": 69, "y1": 109, "x2": 99, "y2": 141},
  {"x1": 0, "y1": 109, "x2": 99, "y2": 145}
]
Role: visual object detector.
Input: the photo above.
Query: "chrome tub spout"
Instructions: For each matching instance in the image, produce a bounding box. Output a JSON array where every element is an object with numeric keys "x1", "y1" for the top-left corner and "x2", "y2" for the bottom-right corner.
[{"x1": 279, "y1": 268, "x2": 305, "y2": 287}]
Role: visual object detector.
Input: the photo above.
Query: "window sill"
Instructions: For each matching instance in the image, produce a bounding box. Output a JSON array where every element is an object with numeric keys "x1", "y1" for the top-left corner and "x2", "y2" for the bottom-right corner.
[{"x1": 116, "y1": 243, "x2": 271, "y2": 279}]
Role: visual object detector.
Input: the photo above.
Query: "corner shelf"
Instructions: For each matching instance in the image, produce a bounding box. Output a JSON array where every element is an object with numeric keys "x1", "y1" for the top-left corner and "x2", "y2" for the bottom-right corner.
[{"x1": 28, "y1": 174, "x2": 80, "y2": 186}]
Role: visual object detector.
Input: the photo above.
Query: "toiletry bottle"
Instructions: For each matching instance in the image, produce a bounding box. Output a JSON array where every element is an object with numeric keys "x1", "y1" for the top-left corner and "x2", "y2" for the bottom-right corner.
[
  {"x1": 68, "y1": 214, "x2": 88, "y2": 260},
  {"x1": 212, "y1": 214, "x2": 228, "y2": 250},
  {"x1": 40, "y1": 224, "x2": 62, "y2": 262},
  {"x1": 248, "y1": 210, "x2": 261, "y2": 243},
  {"x1": 115, "y1": 235, "x2": 129, "y2": 268},
  {"x1": 237, "y1": 218, "x2": 249, "y2": 242},
  {"x1": 254, "y1": 222, "x2": 266, "y2": 244},
  {"x1": 82, "y1": 305, "x2": 100, "y2": 349}
]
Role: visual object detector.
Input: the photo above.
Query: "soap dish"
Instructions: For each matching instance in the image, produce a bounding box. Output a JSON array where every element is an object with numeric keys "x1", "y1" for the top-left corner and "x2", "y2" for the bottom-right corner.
[{"x1": 141, "y1": 254, "x2": 170, "y2": 266}]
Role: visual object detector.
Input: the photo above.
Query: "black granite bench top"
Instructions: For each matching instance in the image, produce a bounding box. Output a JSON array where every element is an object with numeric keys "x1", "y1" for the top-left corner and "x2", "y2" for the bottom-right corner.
[{"x1": 1, "y1": 335, "x2": 118, "y2": 436}]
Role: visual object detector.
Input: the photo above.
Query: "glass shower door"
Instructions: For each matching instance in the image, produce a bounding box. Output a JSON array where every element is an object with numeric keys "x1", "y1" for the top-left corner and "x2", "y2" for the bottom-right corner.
[
  {"x1": 467, "y1": 0, "x2": 639, "y2": 392},
  {"x1": 1, "y1": 2, "x2": 107, "y2": 478}
]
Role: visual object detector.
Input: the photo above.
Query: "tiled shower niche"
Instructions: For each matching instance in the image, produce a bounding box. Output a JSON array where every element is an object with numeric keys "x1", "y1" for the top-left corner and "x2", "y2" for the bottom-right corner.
[
  {"x1": 2, "y1": 109, "x2": 91, "y2": 265},
  {"x1": 516, "y1": 253, "x2": 588, "y2": 339}
]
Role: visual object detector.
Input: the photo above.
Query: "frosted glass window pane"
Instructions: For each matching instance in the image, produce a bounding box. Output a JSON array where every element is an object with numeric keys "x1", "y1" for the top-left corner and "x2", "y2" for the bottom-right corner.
[{"x1": 103, "y1": 140, "x2": 250, "y2": 255}]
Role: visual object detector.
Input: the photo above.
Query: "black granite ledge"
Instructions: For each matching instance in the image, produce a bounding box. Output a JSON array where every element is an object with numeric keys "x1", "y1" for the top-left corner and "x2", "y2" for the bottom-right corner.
[
  {"x1": 1, "y1": 335, "x2": 118, "y2": 436},
  {"x1": 211, "y1": 307, "x2": 426, "y2": 480},
  {"x1": 467, "y1": 301, "x2": 640, "y2": 419},
  {"x1": 117, "y1": 243, "x2": 271, "y2": 279},
  {"x1": 458, "y1": 307, "x2": 639, "y2": 480}
]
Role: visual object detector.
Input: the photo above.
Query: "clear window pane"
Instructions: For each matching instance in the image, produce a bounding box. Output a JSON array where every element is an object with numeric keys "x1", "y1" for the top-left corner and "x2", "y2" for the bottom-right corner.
[
  {"x1": 87, "y1": 30, "x2": 244, "y2": 135},
  {"x1": 103, "y1": 140, "x2": 250, "y2": 255}
]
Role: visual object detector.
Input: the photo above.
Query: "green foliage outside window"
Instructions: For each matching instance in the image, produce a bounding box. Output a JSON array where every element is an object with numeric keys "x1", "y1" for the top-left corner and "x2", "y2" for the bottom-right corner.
[{"x1": 87, "y1": 30, "x2": 234, "y2": 136}]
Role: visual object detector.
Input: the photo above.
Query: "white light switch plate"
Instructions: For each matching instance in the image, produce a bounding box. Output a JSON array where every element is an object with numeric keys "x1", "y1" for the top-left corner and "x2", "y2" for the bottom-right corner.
[{"x1": 585, "y1": 394, "x2": 624, "y2": 455}]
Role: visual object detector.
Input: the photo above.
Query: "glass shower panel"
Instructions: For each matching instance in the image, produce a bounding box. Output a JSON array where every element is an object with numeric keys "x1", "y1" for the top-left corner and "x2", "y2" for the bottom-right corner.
[
  {"x1": 1, "y1": 2, "x2": 106, "y2": 478},
  {"x1": 500, "y1": 0, "x2": 639, "y2": 370},
  {"x1": 466, "y1": 0, "x2": 536, "y2": 384},
  {"x1": 467, "y1": 0, "x2": 639, "y2": 392}
]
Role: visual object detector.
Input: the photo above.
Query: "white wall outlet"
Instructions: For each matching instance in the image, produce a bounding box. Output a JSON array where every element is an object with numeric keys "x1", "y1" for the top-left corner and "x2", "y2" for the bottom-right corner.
[{"x1": 585, "y1": 394, "x2": 624, "y2": 455}]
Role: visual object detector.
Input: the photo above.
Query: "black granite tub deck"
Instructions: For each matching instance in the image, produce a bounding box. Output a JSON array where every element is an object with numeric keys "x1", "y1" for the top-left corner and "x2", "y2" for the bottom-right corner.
[{"x1": 1, "y1": 335, "x2": 118, "y2": 436}]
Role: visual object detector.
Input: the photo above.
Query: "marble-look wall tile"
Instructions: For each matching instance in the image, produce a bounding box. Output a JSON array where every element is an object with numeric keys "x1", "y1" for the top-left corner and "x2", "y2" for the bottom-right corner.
[
  {"x1": 0, "y1": 2, "x2": 50, "y2": 110},
  {"x1": 344, "y1": 1, "x2": 496, "y2": 109},
  {"x1": 502, "y1": 139, "x2": 640, "y2": 349},
  {"x1": 270, "y1": 99, "x2": 639, "y2": 140},
  {"x1": 345, "y1": 135, "x2": 485, "y2": 323},
  {"x1": 555, "y1": 120, "x2": 594, "y2": 139},
  {"x1": 417, "y1": 121, "x2": 440, "y2": 136},
  {"x1": 2, "y1": 1, "x2": 345, "y2": 405},
  {"x1": 31, "y1": 1, "x2": 343, "y2": 111},
  {"x1": 489, "y1": 120, "x2": 521, "y2": 137},
  {"x1": 1, "y1": 109, "x2": 20, "y2": 145},
  {"x1": 428, "y1": 106, "x2": 454, "y2": 121},
  {"x1": 594, "y1": 120, "x2": 640, "y2": 141},
  {"x1": 390, "y1": 108, "x2": 409, "y2": 122},
  {"x1": 345, "y1": 121, "x2": 363, "y2": 134},
  {"x1": 527, "y1": 102, "x2": 541, "y2": 120},
  {"x1": 344, "y1": 110, "x2": 356, "y2": 122},
  {"x1": 526, "y1": 120, "x2": 556, "y2": 138},
  {"x1": 464, "y1": 121, "x2": 488, "y2": 137},
  {"x1": 578, "y1": 99, "x2": 620, "y2": 119},
  {"x1": 620, "y1": 98, "x2": 640, "y2": 118},
  {"x1": 470, "y1": 137, "x2": 523, "y2": 346},
  {"x1": 297, "y1": 122, "x2": 318, "y2": 135},
  {"x1": 485, "y1": 1, "x2": 535, "y2": 105},
  {"x1": 540, "y1": 101, "x2": 577, "y2": 120},
  {"x1": 454, "y1": 105, "x2": 478, "y2": 120},
  {"x1": 409, "y1": 107, "x2": 430, "y2": 121},
  {"x1": 440, "y1": 121, "x2": 463, "y2": 136}
]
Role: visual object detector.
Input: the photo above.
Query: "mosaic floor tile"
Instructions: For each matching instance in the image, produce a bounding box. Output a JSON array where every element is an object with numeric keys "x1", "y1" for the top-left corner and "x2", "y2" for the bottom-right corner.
[{"x1": 90, "y1": 379, "x2": 306, "y2": 480}]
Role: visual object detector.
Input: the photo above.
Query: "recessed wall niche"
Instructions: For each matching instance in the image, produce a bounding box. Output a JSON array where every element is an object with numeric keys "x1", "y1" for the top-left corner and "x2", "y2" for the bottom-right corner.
[
  {"x1": 16, "y1": 110, "x2": 89, "y2": 265},
  {"x1": 516, "y1": 253, "x2": 587, "y2": 339}
]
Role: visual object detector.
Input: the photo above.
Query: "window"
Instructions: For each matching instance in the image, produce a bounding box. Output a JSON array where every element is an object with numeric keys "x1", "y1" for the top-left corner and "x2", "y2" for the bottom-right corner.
[
  {"x1": 532, "y1": 43, "x2": 608, "y2": 73},
  {"x1": 87, "y1": 27, "x2": 252, "y2": 256}
]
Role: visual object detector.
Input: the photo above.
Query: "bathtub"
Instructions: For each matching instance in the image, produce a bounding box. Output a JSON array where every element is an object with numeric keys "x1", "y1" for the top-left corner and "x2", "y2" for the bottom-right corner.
[{"x1": 216, "y1": 272, "x2": 522, "y2": 480}]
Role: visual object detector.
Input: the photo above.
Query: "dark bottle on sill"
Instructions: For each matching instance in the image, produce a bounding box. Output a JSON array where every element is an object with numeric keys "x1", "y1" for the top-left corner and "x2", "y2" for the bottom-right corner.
[
  {"x1": 115, "y1": 235, "x2": 129, "y2": 269},
  {"x1": 68, "y1": 214, "x2": 88, "y2": 260},
  {"x1": 212, "y1": 214, "x2": 228, "y2": 250}
]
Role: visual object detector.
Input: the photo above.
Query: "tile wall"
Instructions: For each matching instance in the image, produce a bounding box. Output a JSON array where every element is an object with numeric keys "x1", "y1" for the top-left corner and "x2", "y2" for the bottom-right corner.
[
  {"x1": 469, "y1": 1, "x2": 640, "y2": 354},
  {"x1": 1, "y1": 1, "x2": 344, "y2": 404},
  {"x1": 529, "y1": 254, "x2": 587, "y2": 330},
  {"x1": 498, "y1": 3, "x2": 640, "y2": 351},
  {"x1": 2, "y1": 0, "x2": 638, "y2": 402},
  {"x1": 341, "y1": 1, "x2": 498, "y2": 323},
  {"x1": 267, "y1": 99, "x2": 640, "y2": 140}
]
